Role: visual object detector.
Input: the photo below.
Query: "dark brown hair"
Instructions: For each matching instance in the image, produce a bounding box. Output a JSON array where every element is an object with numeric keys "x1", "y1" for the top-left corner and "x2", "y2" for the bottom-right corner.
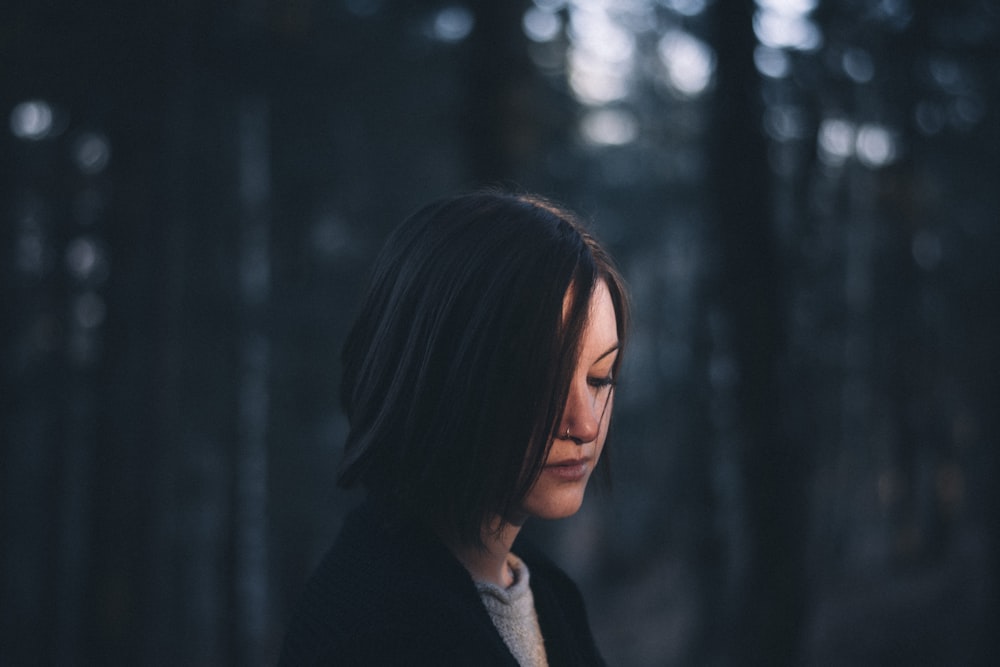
[{"x1": 337, "y1": 190, "x2": 629, "y2": 546}]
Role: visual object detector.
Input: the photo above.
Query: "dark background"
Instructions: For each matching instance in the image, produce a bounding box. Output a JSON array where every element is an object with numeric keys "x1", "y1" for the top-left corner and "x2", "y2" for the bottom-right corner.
[{"x1": 2, "y1": 1, "x2": 999, "y2": 665}]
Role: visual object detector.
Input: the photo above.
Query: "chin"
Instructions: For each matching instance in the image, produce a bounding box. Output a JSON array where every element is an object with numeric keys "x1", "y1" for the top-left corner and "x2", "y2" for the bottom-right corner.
[
  {"x1": 521, "y1": 487, "x2": 588, "y2": 521},
  {"x1": 535, "y1": 505, "x2": 583, "y2": 521}
]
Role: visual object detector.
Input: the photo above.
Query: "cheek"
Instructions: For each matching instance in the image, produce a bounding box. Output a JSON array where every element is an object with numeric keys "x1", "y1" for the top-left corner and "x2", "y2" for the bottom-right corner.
[
  {"x1": 603, "y1": 391, "x2": 615, "y2": 427},
  {"x1": 595, "y1": 393, "x2": 614, "y2": 454}
]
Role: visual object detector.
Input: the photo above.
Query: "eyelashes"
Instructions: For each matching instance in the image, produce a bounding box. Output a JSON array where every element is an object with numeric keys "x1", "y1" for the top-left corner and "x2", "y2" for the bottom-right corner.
[{"x1": 587, "y1": 374, "x2": 615, "y2": 390}]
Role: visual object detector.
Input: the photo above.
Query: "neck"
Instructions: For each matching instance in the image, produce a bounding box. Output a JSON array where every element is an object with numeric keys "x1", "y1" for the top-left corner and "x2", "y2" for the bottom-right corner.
[{"x1": 446, "y1": 517, "x2": 523, "y2": 587}]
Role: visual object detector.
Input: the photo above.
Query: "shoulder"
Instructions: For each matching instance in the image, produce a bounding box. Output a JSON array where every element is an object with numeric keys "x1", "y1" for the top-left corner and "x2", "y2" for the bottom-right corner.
[{"x1": 278, "y1": 498, "x2": 516, "y2": 666}]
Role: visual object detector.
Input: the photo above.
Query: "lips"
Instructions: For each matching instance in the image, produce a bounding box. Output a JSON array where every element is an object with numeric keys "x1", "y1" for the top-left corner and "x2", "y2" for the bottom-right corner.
[{"x1": 544, "y1": 457, "x2": 592, "y2": 481}]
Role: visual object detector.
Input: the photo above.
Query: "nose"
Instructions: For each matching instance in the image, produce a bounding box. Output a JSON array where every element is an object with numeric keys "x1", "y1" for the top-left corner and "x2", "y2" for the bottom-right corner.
[{"x1": 559, "y1": 380, "x2": 602, "y2": 444}]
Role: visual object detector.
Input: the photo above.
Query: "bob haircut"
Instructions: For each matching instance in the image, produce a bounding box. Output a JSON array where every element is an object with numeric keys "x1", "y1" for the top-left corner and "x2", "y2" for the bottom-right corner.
[{"x1": 337, "y1": 190, "x2": 629, "y2": 547}]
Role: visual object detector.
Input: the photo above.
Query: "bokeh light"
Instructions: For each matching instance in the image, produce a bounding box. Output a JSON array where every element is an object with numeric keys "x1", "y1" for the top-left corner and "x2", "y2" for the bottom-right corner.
[
  {"x1": 754, "y1": 0, "x2": 822, "y2": 51},
  {"x1": 842, "y1": 47, "x2": 874, "y2": 83},
  {"x1": 855, "y1": 123, "x2": 897, "y2": 168},
  {"x1": 579, "y1": 108, "x2": 639, "y2": 146},
  {"x1": 430, "y1": 5, "x2": 474, "y2": 43},
  {"x1": 928, "y1": 56, "x2": 968, "y2": 94},
  {"x1": 523, "y1": 6, "x2": 562, "y2": 43},
  {"x1": 66, "y1": 236, "x2": 110, "y2": 284},
  {"x1": 569, "y1": 49, "x2": 631, "y2": 105},
  {"x1": 754, "y1": 45, "x2": 790, "y2": 78},
  {"x1": 10, "y1": 100, "x2": 54, "y2": 140},
  {"x1": 567, "y1": 3, "x2": 635, "y2": 105},
  {"x1": 657, "y1": 29, "x2": 715, "y2": 97},
  {"x1": 660, "y1": 0, "x2": 708, "y2": 18},
  {"x1": 818, "y1": 118, "x2": 854, "y2": 165},
  {"x1": 533, "y1": 0, "x2": 566, "y2": 11},
  {"x1": 74, "y1": 132, "x2": 112, "y2": 174},
  {"x1": 568, "y1": 6, "x2": 634, "y2": 65}
]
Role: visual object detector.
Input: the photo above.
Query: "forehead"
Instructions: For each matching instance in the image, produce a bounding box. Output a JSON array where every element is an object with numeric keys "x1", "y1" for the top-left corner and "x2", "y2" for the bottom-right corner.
[{"x1": 582, "y1": 280, "x2": 618, "y2": 353}]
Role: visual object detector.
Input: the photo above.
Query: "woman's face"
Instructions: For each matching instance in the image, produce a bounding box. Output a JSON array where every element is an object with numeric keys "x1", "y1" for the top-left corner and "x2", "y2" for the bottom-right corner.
[{"x1": 519, "y1": 279, "x2": 619, "y2": 521}]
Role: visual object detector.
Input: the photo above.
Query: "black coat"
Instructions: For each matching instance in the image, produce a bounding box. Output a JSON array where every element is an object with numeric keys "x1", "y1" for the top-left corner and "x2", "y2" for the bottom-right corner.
[{"x1": 279, "y1": 497, "x2": 606, "y2": 666}]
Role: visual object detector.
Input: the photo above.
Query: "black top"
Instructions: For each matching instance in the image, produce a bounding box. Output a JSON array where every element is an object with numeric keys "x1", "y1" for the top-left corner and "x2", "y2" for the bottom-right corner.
[{"x1": 278, "y1": 497, "x2": 606, "y2": 666}]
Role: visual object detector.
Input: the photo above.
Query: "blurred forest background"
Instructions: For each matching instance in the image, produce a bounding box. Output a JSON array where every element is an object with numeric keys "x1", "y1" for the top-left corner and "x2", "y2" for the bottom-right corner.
[{"x1": 2, "y1": 0, "x2": 999, "y2": 665}]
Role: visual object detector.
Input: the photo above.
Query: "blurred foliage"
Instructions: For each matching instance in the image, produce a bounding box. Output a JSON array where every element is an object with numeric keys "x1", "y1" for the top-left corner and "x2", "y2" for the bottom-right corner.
[{"x1": 2, "y1": 0, "x2": 999, "y2": 665}]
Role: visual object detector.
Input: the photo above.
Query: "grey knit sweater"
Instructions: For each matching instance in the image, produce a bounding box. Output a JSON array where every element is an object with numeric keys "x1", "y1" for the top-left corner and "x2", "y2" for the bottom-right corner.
[{"x1": 475, "y1": 554, "x2": 549, "y2": 667}]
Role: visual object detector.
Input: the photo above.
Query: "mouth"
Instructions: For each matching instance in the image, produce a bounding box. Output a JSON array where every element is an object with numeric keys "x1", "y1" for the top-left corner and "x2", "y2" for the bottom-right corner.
[{"x1": 543, "y1": 457, "x2": 592, "y2": 482}]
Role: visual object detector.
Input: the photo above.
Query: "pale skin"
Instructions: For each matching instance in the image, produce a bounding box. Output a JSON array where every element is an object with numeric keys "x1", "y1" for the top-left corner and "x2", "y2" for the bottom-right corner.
[{"x1": 449, "y1": 279, "x2": 619, "y2": 587}]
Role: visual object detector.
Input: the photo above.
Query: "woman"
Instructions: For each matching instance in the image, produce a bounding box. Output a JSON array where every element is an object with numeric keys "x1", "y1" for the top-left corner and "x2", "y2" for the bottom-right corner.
[{"x1": 279, "y1": 191, "x2": 629, "y2": 666}]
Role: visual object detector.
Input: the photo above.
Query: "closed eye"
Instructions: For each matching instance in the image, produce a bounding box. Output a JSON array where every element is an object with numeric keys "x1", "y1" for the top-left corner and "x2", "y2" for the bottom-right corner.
[{"x1": 587, "y1": 375, "x2": 615, "y2": 389}]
